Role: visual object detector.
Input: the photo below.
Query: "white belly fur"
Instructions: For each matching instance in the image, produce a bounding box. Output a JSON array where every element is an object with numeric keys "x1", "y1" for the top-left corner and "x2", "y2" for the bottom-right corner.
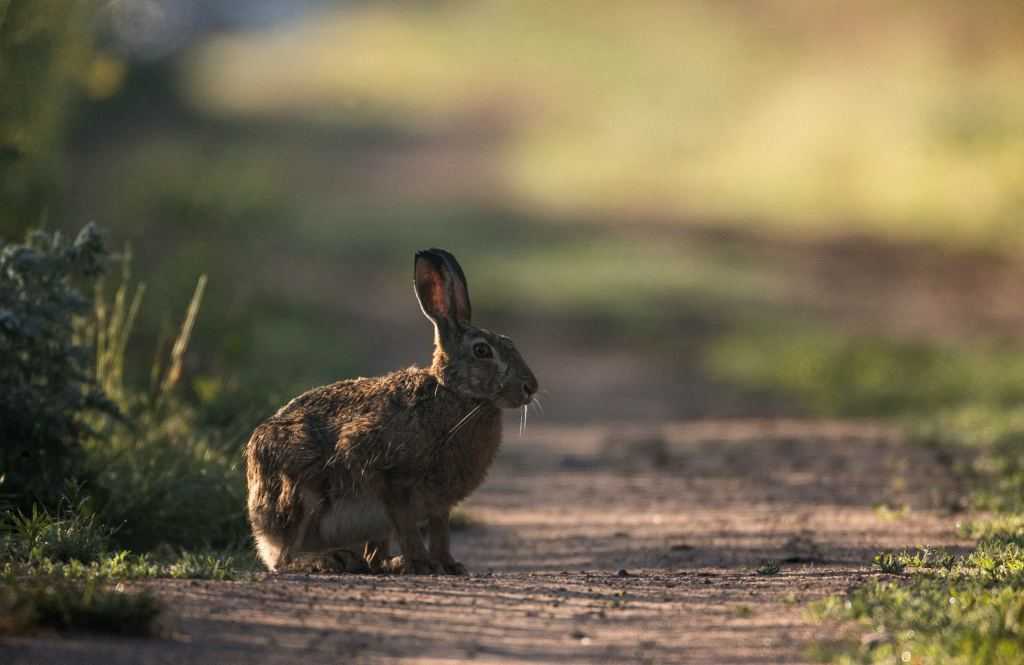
[{"x1": 318, "y1": 496, "x2": 392, "y2": 546}]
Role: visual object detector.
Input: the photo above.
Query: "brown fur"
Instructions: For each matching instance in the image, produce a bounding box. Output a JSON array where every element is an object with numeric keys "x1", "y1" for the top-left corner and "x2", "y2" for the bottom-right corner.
[{"x1": 245, "y1": 249, "x2": 536, "y2": 574}]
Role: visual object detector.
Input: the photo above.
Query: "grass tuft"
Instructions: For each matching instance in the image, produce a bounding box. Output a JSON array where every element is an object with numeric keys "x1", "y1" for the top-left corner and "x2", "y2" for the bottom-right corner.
[
  {"x1": 0, "y1": 576, "x2": 160, "y2": 636},
  {"x1": 80, "y1": 267, "x2": 250, "y2": 552},
  {"x1": 167, "y1": 551, "x2": 241, "y2": 581},
  {"x1": 872, "y1": 552, "x2": 905, "y2": 575},
  {"x1": 2, "y1": 491, "x2": 111, "y2": 565}
]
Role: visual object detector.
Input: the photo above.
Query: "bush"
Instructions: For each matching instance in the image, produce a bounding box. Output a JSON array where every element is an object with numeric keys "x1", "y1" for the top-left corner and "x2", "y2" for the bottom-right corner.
[{"x1": 0, "y1": 224, "x2": 114, "y2": 512}]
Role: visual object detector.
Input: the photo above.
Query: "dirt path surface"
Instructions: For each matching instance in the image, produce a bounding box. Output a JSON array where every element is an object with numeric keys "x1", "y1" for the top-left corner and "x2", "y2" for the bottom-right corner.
[{"x1": 4, "y1": 420, "x2": 968, "y2": 664}]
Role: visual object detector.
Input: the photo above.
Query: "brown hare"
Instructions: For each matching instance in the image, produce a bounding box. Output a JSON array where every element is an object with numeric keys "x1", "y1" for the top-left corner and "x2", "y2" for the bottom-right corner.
[{"x1": 245, "y1": 249, "x2": 538, "y2": 575}]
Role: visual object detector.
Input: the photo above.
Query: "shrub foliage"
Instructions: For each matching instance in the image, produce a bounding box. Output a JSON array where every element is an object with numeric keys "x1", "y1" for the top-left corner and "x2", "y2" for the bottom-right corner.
[{"x1": 0, "y1": 224, "x2": 114, "y2": 512}]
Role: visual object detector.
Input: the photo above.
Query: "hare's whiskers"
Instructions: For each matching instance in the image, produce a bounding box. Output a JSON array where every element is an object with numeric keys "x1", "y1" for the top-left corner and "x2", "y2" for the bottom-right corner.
[
  {"x1": 519, "y1": 403, "x2": 531, "y2": 436},
  {"x1": 442, "y1": 402, "x2": 484, "y2": 445}
]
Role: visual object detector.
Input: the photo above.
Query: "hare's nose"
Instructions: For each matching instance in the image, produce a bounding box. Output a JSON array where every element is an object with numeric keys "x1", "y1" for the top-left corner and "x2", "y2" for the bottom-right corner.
[{"x1": 522, "y1": 379, "x2": 538, "y2": 399}]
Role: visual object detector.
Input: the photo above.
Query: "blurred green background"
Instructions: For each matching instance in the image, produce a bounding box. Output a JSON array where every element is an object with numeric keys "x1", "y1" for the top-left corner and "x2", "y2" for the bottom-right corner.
[{"x1": 4, "y1": 0, "x2": 1024, "y2": 423}]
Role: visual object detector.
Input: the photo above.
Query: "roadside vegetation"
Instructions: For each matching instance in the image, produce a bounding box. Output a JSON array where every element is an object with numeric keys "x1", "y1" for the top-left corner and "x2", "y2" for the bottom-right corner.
[
  {"x1": 709, "y1": 329, "x2": 1024, "y2": 663},
  {"x1": 0, "y1": 225, "x2": 257, "y2": 637}
]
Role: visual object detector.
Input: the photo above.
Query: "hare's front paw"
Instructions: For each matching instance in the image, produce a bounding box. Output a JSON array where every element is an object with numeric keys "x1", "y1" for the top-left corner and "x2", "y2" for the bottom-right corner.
[
  {"x1": 385, "y1": 555, "x2": 442, "y2": 575},
  {"x1": 435, "y1": 554, "x2": 468, "y2": 576},
  {"x1": 442, "y1": 560, "x2": 468, "y2": 576}
]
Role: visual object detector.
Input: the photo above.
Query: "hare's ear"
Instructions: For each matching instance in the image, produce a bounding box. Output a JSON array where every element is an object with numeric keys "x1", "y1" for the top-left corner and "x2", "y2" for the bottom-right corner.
[{"x1": 414, "y1": 248, "x2": 472, "y2": 329}]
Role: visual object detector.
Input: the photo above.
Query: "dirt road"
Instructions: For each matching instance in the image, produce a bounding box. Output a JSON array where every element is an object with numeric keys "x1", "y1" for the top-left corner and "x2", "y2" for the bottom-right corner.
[{"x1": 3, "y1": 420, "x2": 967, "y2": 664}]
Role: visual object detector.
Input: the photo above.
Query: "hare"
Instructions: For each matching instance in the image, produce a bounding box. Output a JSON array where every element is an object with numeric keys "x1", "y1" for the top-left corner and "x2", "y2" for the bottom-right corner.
[{"x1": 245, "y1": 249, "x2": 538, "y2": 575}]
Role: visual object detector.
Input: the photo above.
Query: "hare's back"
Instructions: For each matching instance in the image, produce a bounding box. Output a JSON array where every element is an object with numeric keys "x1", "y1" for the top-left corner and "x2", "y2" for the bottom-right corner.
[
  {"x1": 255, "y1": 369, "x2": 436, "y2": 464},
  {"x1": 274, "y1": 369, "x2": 432, "y2": 418}
]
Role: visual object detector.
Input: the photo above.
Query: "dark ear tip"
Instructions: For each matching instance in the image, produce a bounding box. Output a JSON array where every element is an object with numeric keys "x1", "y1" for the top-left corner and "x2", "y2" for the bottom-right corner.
[
  {"x1": 415, "y1": 249, "x2": 465, "y2": 277},
  {"x1": 415, "y1": 249, "x2": 444, "y2": 270},
  {"x1": 416, "y1": 248, "x2": 452, "y2": 260}
]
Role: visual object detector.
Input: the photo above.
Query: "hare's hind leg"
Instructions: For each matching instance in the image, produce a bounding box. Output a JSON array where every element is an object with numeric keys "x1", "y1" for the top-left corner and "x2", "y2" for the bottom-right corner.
[
  {"x1": 364, "y1": 538, "x2": 390, "y2": 573},
  {"x1": 310, "y1": 548, "x2": 369, "y2": 573},
  {"x1": 252, "y1": 488, "x2": 321, "y2": 573},
  {"x1": 253, "y1": 529, "x2": 287, "y2": 572},
  {"x1": 247, "y1": 424, "x2": 324, "y2": 572},
  {"x1": 311, "y1": 541, "x2": 389, "y2": 574},
  {"x1": 253, "y1": 516, "x2": 314, "y2": 573},
  {"x1": 275, "y1": 511, "x2": 316, "y2": 572}
]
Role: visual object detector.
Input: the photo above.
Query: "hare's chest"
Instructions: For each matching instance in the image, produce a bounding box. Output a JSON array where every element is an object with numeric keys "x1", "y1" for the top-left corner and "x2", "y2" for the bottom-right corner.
[{"x1": 426, "y1": 410, "x2": 503, "y2": 504}]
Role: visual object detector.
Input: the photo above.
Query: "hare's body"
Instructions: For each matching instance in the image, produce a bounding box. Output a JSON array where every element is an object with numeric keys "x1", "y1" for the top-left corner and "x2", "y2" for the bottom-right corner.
[
  {"x1": 246, "y1": 369, "x2": 501, "y2": 569},
  {"x1": 246, "y1": 249, "x2": 536, "y2": 574}
]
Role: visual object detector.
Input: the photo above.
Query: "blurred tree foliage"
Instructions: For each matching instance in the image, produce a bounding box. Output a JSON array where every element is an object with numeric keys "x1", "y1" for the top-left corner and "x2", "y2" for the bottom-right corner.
[
  {"x1": 0, "y1": 0, "x2": 97, "y2": 237},
  {"x1": 0, "y1": 224, "x2": 115, "y2": 514}
]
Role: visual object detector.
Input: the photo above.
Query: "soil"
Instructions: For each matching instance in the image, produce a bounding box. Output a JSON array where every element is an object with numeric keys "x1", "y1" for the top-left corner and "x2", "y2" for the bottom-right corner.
[{"x1": 3, "y1": 419, "x2": 969, "y2": 665}]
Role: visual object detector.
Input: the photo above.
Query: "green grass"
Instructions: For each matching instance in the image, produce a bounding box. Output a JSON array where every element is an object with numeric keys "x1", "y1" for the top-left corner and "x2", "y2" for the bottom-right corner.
[
  {"x1": 2, "y1": 498, "x2": 256, "y2": 582},
  {"x1": 3, "y1": 493, "x2": 111, "y2": 565},
  {"x1": 703, "y1": 321, "x2": 1024, "y2": 662},
  {"x1": 5, "y1": 549, "x2": 254, "y2": 583},
  {"x1": 166, "y1": 550, "x2": 247, "y2": 581},
  {"x1": 872, "y1": 552, "x2": 907, "y2": 576},
  {"x1": 0, "y1": 500, "x2": 249, "y2": 637},
  {"x1": 0, "y1": 575, "x2": 161, "y2": 637},
  {"x1": 808, "y1": 402, "x2": 1024, "y2": 662},
  {"x1": 816, "y1": 532, "x2": 1024, "y2": 664},
  {"x1": 1, "y1": 507, "x2": 159, "y2": 636}
]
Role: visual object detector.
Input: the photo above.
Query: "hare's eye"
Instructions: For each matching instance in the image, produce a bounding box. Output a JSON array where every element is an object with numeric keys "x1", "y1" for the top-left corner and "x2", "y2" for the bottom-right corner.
[{"x1": 473, "y1": 342, "x2": 493, "y2": 359}]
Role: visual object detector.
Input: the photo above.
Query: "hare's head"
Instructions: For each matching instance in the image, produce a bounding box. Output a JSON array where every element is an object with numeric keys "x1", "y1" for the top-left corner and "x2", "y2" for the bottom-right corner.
[{"x1": 414, "y1": 248, "x2": 538, "y2": 409}]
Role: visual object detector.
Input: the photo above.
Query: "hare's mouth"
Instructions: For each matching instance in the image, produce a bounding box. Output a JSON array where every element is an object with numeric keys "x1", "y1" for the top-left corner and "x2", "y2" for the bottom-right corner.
[
  {"x1": 493, "y1": 389, "x2": 534, "y2": 409},
  {"x1": 493, "y1": 375, "x2": 538, "y2": 409},
  {"x1": 493, "y1": 395, "x2": 526, "y2": 409}
]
